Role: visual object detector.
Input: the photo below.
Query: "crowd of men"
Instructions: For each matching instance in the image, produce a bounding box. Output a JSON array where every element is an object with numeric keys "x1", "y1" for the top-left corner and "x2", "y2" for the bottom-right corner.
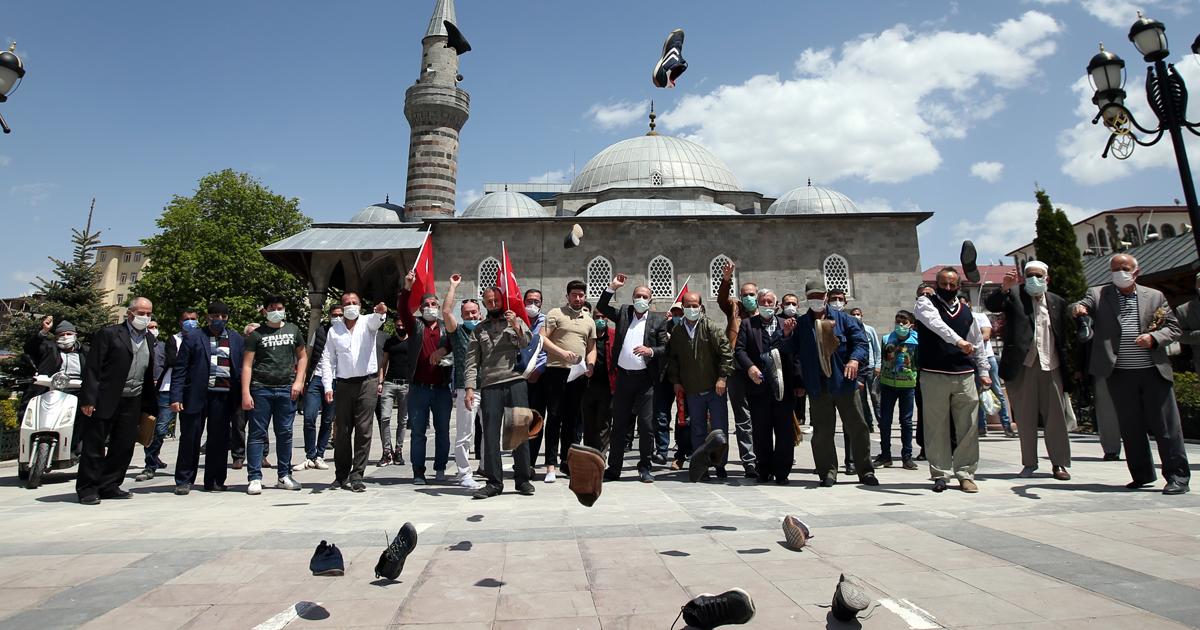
[{"x1": 22, "y1": 252, "x2": 1193, "y2": 505}]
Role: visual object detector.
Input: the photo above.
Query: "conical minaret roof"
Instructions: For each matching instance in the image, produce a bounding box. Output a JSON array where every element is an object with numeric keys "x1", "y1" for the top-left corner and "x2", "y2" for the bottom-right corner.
[{"x1": 424, "y1": 0, "x2": 457, "y2": 38}]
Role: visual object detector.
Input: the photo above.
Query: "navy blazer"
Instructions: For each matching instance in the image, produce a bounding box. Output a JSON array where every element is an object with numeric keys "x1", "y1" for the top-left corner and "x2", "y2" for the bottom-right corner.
[
  {"x1": 789, "y1": 309, "x2": 869, "y2": 397},
  {"x1": 735, "y1": 314, "x2": 798, "y2": 398},
  {"x1": 170, "y1": 326, "x2": 245, "y2": 412}
]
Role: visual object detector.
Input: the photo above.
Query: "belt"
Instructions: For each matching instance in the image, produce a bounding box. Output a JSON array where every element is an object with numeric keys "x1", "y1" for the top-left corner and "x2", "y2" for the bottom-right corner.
[
  {"x1": 410, "y1": 381, "x2": 448, "y2": 389},
  {"x1": 335, "y1": 374, "x2": 375, "y2": 383},
  {"x1": 385, "y1": 378, "x2": 409, "y2": 385}
]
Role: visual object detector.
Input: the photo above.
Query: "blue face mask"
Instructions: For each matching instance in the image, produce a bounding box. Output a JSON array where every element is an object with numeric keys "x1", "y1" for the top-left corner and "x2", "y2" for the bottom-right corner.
[
  {"x1": 894, "y1": 324, "x2": 911, "y2": 338},
  {"x1": 1025, "y1": 276, "x2": 1048, "y2": 296},
  {"x1": 463, "y1": 320, "x2": 479, "y2": 332},
  {"x1": 208, "y1": 319, "x2": 227, "y2": 333},
  {"x1": 740, "y1": 295, "x2": 757, "y2": 311},
  {"x1": 595, "y1": 319, "x2": 608, "y2": 332},
  {"x1": 182, "y1": 319, "x2": 199, "y2": 331}
]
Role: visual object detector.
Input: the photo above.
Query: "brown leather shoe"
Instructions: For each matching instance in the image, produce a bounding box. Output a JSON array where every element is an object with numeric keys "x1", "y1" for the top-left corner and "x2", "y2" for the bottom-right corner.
[
  {"x1": 1052, "y1": 466, "x2": 1071, "y2": 481},
  {"x1": 959, "y1": 479, "x2": 979, "y2": 493},
  {"x1": 232, "y1": 459, "x2": 244, "y2": 470}
]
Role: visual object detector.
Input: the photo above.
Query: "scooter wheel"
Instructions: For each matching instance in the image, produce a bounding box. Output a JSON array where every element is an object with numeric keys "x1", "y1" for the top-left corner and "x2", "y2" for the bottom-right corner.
[{"x1": 26, "y1": 441, "x2": 51, "y2": 489}]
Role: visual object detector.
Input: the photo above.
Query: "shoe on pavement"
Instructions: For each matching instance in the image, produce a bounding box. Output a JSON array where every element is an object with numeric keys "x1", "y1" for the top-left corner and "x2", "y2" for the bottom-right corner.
[
  {"x1": 1126, "y1": 479, "x2": 1154, "y2": 489},
  {"x1": 313, "y1": 457, "x2": 329, "y2": 470},
  {"x1": 310, "y1": 540, "x2": 345, "y2": 576},
  {"x1": 351, "y1": 480, "x2": 366, "y2": 493},
  {"x1": 1103, "y1": 453, "x2": 1120, "y2": 461},
  {"x1": 932, "y1": 478, "x2": 948, "y2": 493},
  {"x1": 263, "y1": 457, "x2": 273, "y2": 468},
  {"x1": 377, "y1": 450, "x2": 392, "y2": 468},
  {"x1": 544, "y1": 470, "x2": 557, "y2": 484},
  {"x1": 960, "y1": 478, "x2": 979, "y2": 493},
  {"x1": 1052, "y1": 466, "x2": 1071, "y2": 481},
  {"x1": 294, "y1": 459, "x2": 313, "y2": 473},
  {"x1": 743, "y1": 465, "x2": 758, "y2": 478},
  {"x1": 435, "y1": 470, "x2": 447, "y2": 482},
  {"x1": 859, "y1": 473, "x2": 880, "y2": 486},
  {"x1": 516, "y1": 481, "x2": 536, "y2": 496},
  {"x1": 819, "y1": 476, "x2": 836, "y2": 488},
  {"x1": 568, "y1": 445, "x2": 605, "y2": 506},
  {"x1": 715, "y1": 467, "x2": 728, "y2": 480},
  {"x1": 247, "y1": 480, "x2": 262, "y2": 495},
  {"x1": 460, "y1": 477, "x2": 482, "y2": 490},
  {"x1": 473, "y1": 484, "x2": 503, "y2": 499},
  {"x1": 413, "y1": 476, "x2": 427, "y2": 486},
  {"x1": 276, "y1": 476, "x2": 302, "y2": 491},
  {"x1": 844, "y1": 463, "x2": 857, "y2": 476},
  {"x1": 1004, "y1": 428, "x2": 1019, "y2": 438},
  {"x1": 99, "y1": 487, "x2": 133, "y2": 500},
  {"x1": 375, "y1": 522, "x2": 418, "y2": 580},
  {"x1": 79, "y1": 494, "x2": 100, "y2": 506},
  {"x1": 831, "y1": 573, "x2": 871, "y2": 622},
  {"x1": 232, "y1": 459, "x2": 244, "y2": 470},
  {"x1": 651, "y1": 453, "x2": 668, "y2": 466},
  {"x1": 872, "y1": 455, "x2": 893, "y2": 468},
  {"x1": 174, "y1": 484, "x2": 190, "y2": 496},
  {"x1": 204, "y1": 483, "x2": 227, "y2": 492},
  {"x1": 652, "y1": 28, "x2": 688, "y2": 89},
  {"x1": 638, "y1": 469, "x2": 654, "y2": 483},
  {"x1": 1164, "y1": 480, "x2": 1190, "y2": 495},
  {"x1": 135, "y1": 468, "x2": 155, "y2": 482},
  {"x1": 782, "y1": 515, "x2": 812, "y2": 551},
  {"x1": 902, "y1": 459, "x2": 919, "y2": 470},
  {"x1": 680, "y1": 587, "x2": 756, "y2": 629},
  {"x1": 671, "y1": 459, "x2": 684, "y2": 471},
  {"x1": 915, "y1": 450, "x2": 927, "y2": 461},
  {"x1": 1018, "y1": 465, "x2": 1038, "y2": 478}
]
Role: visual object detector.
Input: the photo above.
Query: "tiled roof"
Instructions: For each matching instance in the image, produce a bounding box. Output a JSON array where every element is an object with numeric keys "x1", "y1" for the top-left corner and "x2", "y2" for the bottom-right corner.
[{"x1": 1082, "y1": 235, "x2": 1197, "y2": 287}]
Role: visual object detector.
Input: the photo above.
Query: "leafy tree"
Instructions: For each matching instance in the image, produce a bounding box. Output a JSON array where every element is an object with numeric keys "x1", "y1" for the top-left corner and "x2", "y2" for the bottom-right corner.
[
  {"x1": 134, "y1": 170, "x2": 311, "y2": 334},
  {"x1": 1032, "y1": 187, "x2": 1087, "y2": 302},
  {"x1": 1105, "y1": 215, "x2": 1125, "y2": 252}
]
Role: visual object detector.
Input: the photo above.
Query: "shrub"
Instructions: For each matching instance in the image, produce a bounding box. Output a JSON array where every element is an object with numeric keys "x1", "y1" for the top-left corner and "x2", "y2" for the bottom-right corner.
[
  {"x1": 1174, "y1": 371, "x2": 1200, "y2": 409},
  {"x1": 0, "y1": 399, "x2": 18, "y2": 431}
]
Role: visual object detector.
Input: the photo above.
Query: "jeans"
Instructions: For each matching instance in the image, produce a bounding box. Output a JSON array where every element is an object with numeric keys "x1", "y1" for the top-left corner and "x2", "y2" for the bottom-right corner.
[
  {"x1": 859, "y1": 370, "x2": 882, "y2": 429},
  {"x1": 878, "y1": 385, "x2": 916, "y2": 460},
  {"x1": 725, "y1": 371, "x2": 757, "y2": 469},
  {"x1": 302, "y1": 377, "x2": 334, "y2": 461},
  {"x1": 408, "y1": 383, "x2": 453, "y2": 476},
  {"x1": 653, "y1": 379, "x2": 674, "y2": 458},
  {"x1": 686, "y1": 389, "x2": 730, "y2": 469},
  {"x1": 376, "y1": 380, "x2": 409, "y2": 454},
  {"x1": 143, "y1": 390, "x2": 175, "y2": 469},
  {"x1": 247, "y1": 386, "x2": 295, "y2": 482},
  {"x1": 977, "y1": 356, "x2": 1012, "y2": 430}
]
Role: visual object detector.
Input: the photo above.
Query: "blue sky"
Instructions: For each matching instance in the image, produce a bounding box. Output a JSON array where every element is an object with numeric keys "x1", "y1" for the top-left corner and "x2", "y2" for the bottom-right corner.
[{"x1": 2, "y1": 0, "x2": 1198, "y2": 296}]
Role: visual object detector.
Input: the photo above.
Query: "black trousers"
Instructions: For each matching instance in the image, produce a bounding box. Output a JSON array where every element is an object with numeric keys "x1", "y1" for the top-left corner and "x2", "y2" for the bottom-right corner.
[
  {"x1": 176, "y1": 390, "x2": 233, "y2": 488},
  {"x1": 76, "y1": 395, "x2": 141, "y2": 499},
  {"x1": 542, "y1": 367, "x2": 586, "y2": 469},
  {"x1": 526, "y1": 376, "x2": 547, "y2": 468},
  {"x1": 608, "y1": 368, "x2": 655, "y2": 474},
  {"x1": 480, "y1": 379, "x2": 532, "y2": 489},
  {"x1": 334, "y1": 376, "x2": 378, "y2": 483},
  {"x1": 1108, "y1": 368, "x2": 1191, "y2": 485},
  {"x1": 580, "y1": 380, "x2": 612, "y2": 455},
  {"x1": 749, "y1": 391, "x2": 797, "y2": 481}
]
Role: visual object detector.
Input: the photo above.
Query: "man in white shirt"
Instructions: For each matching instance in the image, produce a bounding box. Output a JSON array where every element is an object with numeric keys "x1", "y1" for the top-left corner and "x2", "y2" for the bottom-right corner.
[
  {"x1": 320, "y1": 292, "x2": 389, "y2": 492},
  {"x1": 963, "y1": 296, "x2": 1015, "y2": 438}
]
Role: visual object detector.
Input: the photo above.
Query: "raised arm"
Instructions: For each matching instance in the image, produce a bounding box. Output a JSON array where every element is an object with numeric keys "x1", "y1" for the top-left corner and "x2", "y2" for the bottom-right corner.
[
  {"x1": 717, "y1": 262, "x2": 735, "y2": 318},
  {"x1": 442, "y1": 274, "x2": 461, "y2": 334},
  {"x1": 396, "y1": 270, "x2": 418, "y2": 333}
]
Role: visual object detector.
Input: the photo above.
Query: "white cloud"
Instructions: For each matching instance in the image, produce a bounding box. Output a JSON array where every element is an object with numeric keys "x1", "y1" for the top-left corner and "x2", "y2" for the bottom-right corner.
[
  {"x1": 660, "y1": 11, "x2": 1062, "y2": 192},
  {"x1": 9, "y1": 182, "x2": 58, "y2": 206},
  {"x1": 1079, "y1": 0, "x2": 1148, "y2": 27},
  {"x1": 529, "y1": 168, "x2": 568, "y2": 183},
  {"x1": 585, "y1": 100, "x2": 650, "y2": 130},
  {"x1": 0, "y1": 155, "x2": 11, "y2": 167},
  {"x1": 1057, "y1": 57, "x2": 1200, "y2": 185},
  {"x1": 952, "y1": 199, "x2": 1094, "y2": 258},
  {"x1": 457, "y1": 188, "x2": 481, "y2": 210},
  {"x1": 8, "y1": 270, "x2": 43, "y2": 288},
  {"x1": 970, "y1": 161, "x2": 1005, "y2": 182}
]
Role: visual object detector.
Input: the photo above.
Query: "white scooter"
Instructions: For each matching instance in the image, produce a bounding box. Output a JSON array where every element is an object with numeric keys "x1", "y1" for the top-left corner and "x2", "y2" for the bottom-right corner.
[{"x1": 18, "y1": 371, "x2": 82, "y2": 489}]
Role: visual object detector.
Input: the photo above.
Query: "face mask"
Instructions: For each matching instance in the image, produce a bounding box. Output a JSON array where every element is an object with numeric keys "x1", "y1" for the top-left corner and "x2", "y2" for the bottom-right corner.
[
  {"x1": 633, "y1": 298, "x2": 650, "y2": 314},
  {"x1": 894, "y1": 324, "x2": 911, "y2": 338},
  {"x1": 131, "y1": 315, "x2": 152, "y2": 331},
  {"x1": 827, "y1": 300, "x2": 846, "y2": 312},
  {"x1": 672, "y1": 315, "x2": 683, "y2": 326},
  {"x1": 265, "y1": 310, "x2": 286, "y2": 324},
  {"x1": 1024, "y1": 276, "x2": 1048, "y2": 296},
  {"x1": 57, "y1": 335, "x2": 76, "y2": 349},
  {"x1": 740, "y1": 295, "x2": 757, "y2": 311},
  {"x1": 181, "y1": 319, "x2": 199, "y2": 331},
  {"x1": 209, "y1": 320, "x2": 227, "y2": 333},
  {"x1": 782, "y1": 305, "x2": 798, "y2": 318},
  {"x1": 332, "y1": 316, "x2": 343, "y2": 325},
  {"x1": 463, "y1": 320, "x2": 479, "y2": 332},
  {"x1": 525, "y1": 304, "x2": 540, "y2": 318},
  {"x1": 421, "y1": 307, "x2": 439, "y2": 321},
  {"x1": 594, "y1": 319, "x2": 608, "y2": 332},
  {"x1": 1111, "y1": 270, "x2": 1135, "y2": 289},
  {"x1": 147, "y1": 329, "x2": 159, "y2": 338},
  {"x1": 758, "y1": 306, "x2": 775, "y2": 319},
  {"x1": 683, "y1": 307, "x2": 702, "y2": 321},
  {"x1": 935, "y1": 287, "x2": 958, "y2": 303},
  {"x1": 343, "y1": 304, "x2": 361, "y2": 320},
  {"x1": 808, "y1": 299, "x2": 826, "y2": 313}
]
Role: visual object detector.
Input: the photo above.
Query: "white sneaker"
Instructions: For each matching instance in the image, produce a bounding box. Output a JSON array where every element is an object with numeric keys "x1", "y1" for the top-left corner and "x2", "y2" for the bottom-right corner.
[
  {"x1": 247, "y1": 480, "x2": 262, "y2": 495},
  {"x1": 544, "y1": 471, "x2": 557, "y2": 484},
  {"x1": 293, "y1": 460, "x2": 312, "y2": 472},
  {"x1": 460, "y1": 477, "x2": 481, "y2": 490},
  {"x1": 276, "y1": 476, "x2": 302, "y2": 491},
  {"x1": 313, "y1": 457, "x2": 329, "y2": 470}
]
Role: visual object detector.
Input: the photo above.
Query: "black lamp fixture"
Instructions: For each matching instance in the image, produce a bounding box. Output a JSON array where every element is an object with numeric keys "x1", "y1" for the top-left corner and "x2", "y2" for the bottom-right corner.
[
  {"x1": 1086, "y1": 13, "x2": 1200, "y2": 254},
  {"x1": 0, "y1": 42, "x2": 27, "y2": 134}
]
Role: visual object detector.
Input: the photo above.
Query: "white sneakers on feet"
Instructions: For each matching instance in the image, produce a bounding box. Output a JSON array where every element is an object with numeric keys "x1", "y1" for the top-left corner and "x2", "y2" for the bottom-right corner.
[
  {"x1": 293, "y1": 460, "x2": 313, "y2": 472},
  {"x1": 313, "y1": 457, "x2": 329, "y2": 470},
  {"x1": 460, "y1": 477, "x2": 481, "y2": 490},
  {"x1": 247, "y1": 480, "x2": 262, "y2": 495},
  {"x1": 276, "y1": 475, "x2": 302, "y2": 490},
  {"x1": 544, "y1": 471, "x2": 557, "y2": 484}
]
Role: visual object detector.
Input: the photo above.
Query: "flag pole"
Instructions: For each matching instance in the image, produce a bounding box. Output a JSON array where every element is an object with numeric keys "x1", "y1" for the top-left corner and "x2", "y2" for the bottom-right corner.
[{"x1": 500, "y1": 241, "x2": 507, "y2": 304}]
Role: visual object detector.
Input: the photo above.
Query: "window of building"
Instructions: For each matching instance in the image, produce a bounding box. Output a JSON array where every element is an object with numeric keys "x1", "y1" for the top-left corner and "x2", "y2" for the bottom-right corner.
[
  {"x1": 123, "y1": 252, "x2": 132, "y2": 263},
  {"x1": 119, "y1": 273, "x2": 128, "y2": 284},
  {"x1": 650, "y1": 171, "x2": 664, "y2": 187},
  {"x1": 1146, "y1": 224, "x2": 1158, "y2": 237},
  {"x1": 822, "y1": 253, "x2": 851, "y2": 297},
  {"x1": 585, "y1": 256, "x2": 612, "y2": 299},
  {"x1": 1086, "y1": 233, "x2": 1097, "y2": 251},
  {"x1": 647, "y1": 255, "x2": 675, "y2": 299},
  {"x1": 129, "y1": 272, "x2": 138, "y2": 283},
  {"x1": 97, "y1": 253, "x2": 106, "y2": 262},
  {"x1": 133, "y1": 252, "x2": 142, "y2": 262},
  {"x1": 1123, "y1": 224, "x2": 1140, "y2": 246},
  {"x1": 1099, "y1": 230, "x2": 1109, "y2": 249},
  {"x1": 478, "y1": 257, "x2": 500, "y2": 298},
  {"x1": 709, "y1": 254, "x2": 734, "y2": 298},
  {"x1": 116, "y1": 294, "x2": 124, "y2": 305},
  {"x1": 1161, "y1": 223, "x2": 1177, "y2": 238}
]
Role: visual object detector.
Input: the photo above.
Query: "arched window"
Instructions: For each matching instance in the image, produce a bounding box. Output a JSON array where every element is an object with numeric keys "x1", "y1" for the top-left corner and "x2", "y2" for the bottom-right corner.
[
  {"x1": 1086, "y1": 233, "x2": 1097, "y2": 250},
  {"x1": 1161, "y1": 223, "x2": 1176, "y2": 238},
  {"x1": 709, "y1": 254, "x2": 734, "y2": 298},
  {"x1": 1123, "y1": 224, "x2": 1140, "y2": 246},
  {"x1": 1099, "y1": 229, "x2": 1109, "y2": 249},
  {"x1": 477, "y1": 257, "x2": 500, "y2": 298},
  {"x1": 1146, "y1": 224, "x2": 1158, "y2": 237},
  {"x1": 648, "y1": 255, "x2": 675, "y2": 300},
  {"x1": 586, "y1": 256, "x2": 612, "y2": 299},
  {"x1": 822, "y1": 253, "x2": 851, "y2": 297}
]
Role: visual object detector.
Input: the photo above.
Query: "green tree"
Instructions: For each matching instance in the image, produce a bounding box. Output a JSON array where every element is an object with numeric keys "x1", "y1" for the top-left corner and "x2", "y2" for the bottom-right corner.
[
  {"x1": 1032, "y1": 187, "x2": 1087, "y2": 302},
  {"x1": 134, "y1": 170, "x2": 311, "y2": 334}
]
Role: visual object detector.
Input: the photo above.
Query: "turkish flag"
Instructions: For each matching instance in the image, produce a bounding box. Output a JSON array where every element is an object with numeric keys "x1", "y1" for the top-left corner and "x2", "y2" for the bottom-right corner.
[
  {"x1": 499, "y1": 242, "x2": 531, "y2": 326},
  {"x1": 407, "y1": 232, "x2": 436, "y2": 315},
  {"x1": 673, "y1": 275, "x2": 692, "y2": 304}
]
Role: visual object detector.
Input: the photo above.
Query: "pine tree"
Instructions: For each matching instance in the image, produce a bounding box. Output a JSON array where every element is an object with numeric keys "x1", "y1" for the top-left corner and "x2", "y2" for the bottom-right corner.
[
  {"x1": 1032, "y1": 188, "x2": 1087, "y2": 302},
  {"x1": 30, "y1": 199, "x2": 117, "y2": 334}
]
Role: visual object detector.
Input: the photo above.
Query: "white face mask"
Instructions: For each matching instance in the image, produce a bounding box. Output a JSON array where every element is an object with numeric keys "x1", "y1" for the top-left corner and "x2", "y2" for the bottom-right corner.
[
  {"x1": 265, "y1": 310, "x2": 286, "y2": 324},
  {"x1": 633, "y1": 298, "x2": 651, "y2": 314},
  {"x1": 147, "y1": 329, "x2": 159, "y2": 338},
  {"x1": 683, "y1": 306, "x2": 702, "y2": 321},
  {"x1": 1025, "y1": 276, "x2": 1048, "y2": 296},
  {"x1": 1111, "y1": 270, "x2": 1136, "y2": 289},
  {"x1": 131, "y1": 315, "x2": 152, "y2": 330},
  {"x1": 421, "y1": 307, "x2": 439, "y2": 321},
  {"x1": 525, "y1": 304, "x2": 540, "y2": 318},
  {"x1": 342, "y1": 304, "x2": 361, "y2": 320},
  {"x1": 782, "y1": 305, "x2": 798, "y2": 317},
  {"x1": 827, "y1": 299, "x2": 846, "y2": 312},
  {"x1": 57, "y1": 334, "x2": 76, "y2": 349},
  {"x1": 808, "y1": 299, "x2": 826, "y2": 313}
]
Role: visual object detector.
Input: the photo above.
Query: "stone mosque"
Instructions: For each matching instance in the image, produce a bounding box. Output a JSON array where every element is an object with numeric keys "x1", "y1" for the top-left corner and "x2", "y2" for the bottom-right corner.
[{"x1": 262, "y1": 0, "x2": 930, "y2": 332}]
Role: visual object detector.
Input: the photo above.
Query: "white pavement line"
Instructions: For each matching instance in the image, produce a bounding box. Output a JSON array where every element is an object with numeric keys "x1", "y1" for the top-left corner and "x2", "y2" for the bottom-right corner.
[
  {"x1": 878, "y1": 598, "x2": 942, "y2": 629},
  {"x1": 253, "y1": 601, "x2": 322, "y2": 630}
]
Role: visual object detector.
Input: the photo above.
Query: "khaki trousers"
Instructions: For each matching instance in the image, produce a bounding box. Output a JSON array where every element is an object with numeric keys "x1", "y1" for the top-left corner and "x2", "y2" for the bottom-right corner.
[
  {"x1": 1008, "y1": 367, "x2": 1071, "y2": 468},
  {"x1": 920, "y1": 372, "x2": 979, "y2": 481}
]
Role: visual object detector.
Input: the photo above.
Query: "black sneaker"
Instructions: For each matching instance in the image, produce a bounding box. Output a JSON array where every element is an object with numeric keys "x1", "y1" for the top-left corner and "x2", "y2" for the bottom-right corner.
[
  {"x1": 310, "y1": 540, "x2": 345, "y2": 576},
  {"x1": 859, "y1": 473, "x2": 879, "y2": 487},
  {"x1": 473, "y1": 484, "x2": 502, "y2": 500},
  {"x1": 351, "y1": 480, "x2": 366, "y2": 493},
  {"x1": 872, "y1": 454, "x2": 893, "y2": 468},
  {"x1": 680, "y1": 587, "x2": 756, "y2": 629},
  {"x1": 377, "y1": 449, "x2": 393, "y2": 468},
  {"x1": 374, "y1": 522, "x2": 418, "y2": 580},
  {"x1": 651, "y1": 454, "x2": 668, "y2": 466},
  {"x1": 516, "y1": 481, "x2": 536, "y2": 496},
  {"x1": 652, "y1": 28, "x2": 688, "y2": 89},
  {"x1": 933, "y1": 478, "x2": 948, "y2": 493},
  {"x1": 902, "y1": 459, "x2": 918, "y2": 470}
]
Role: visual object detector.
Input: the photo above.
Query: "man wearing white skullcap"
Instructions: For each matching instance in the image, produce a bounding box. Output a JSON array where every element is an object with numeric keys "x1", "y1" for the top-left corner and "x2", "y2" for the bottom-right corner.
[{"x1": 984, "y1": 260, "x2": 1074, "y2": 480}]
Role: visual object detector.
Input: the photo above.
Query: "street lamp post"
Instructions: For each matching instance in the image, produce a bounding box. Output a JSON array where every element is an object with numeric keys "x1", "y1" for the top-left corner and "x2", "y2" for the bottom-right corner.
[
  {"x1": 1086, "y1": 14, "x2": 1200, "y2": 254},
  {"x1": 0, "y1": 42, "x2": 27, "y2": 134}
]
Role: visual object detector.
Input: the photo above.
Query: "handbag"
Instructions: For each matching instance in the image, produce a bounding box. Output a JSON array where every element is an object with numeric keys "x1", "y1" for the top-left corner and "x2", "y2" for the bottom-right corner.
[{"x1": 137, "y1": 413, "x2": 157, "y2": 447}]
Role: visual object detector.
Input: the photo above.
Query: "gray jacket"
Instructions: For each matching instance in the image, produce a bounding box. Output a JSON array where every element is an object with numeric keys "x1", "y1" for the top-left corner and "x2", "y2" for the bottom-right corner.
[
  {"x1": 1072, "y1": 284, "x2": 1180, "y2": 381},
  {"x1": 1173, "y1": 296, "x2": 1200, "y2": 373},
  {"x1": 464, "y1": 316, "x2": 532, "y2": 390}
]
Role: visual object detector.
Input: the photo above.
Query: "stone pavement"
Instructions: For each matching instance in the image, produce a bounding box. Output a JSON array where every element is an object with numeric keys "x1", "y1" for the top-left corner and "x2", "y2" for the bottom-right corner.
[{"x1": 1, "y1": 419, "x2": 1199, "y2": 630}]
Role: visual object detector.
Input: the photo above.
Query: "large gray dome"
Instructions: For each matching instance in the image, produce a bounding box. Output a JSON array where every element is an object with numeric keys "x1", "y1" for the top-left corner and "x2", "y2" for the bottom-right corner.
[
  {"x1": 767, "y1": 183, "x2": 862, "y2": 215},
  {"x1": 460, "y1": 191, "x2": 548, "y2": 219},
  {"x1": 350, "y1": 203, "x2": 403, "y2": 224},
  {"x1": 581, "y1": 198, "x2": 741, "y2": 217},
  {"x1": 569, "y1": 134, "x2": 740, "y2": 193}
]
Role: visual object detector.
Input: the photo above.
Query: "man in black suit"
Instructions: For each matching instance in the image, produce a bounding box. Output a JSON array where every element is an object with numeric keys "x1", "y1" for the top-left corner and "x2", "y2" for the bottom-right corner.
[
  {"x1": 985, "y1": 261, "x2": 1074, "y2": 481},
  {"x1": 77, "y1": 297, "x2": 159, "y2": 505},
  {"x1": 735, "y1": 289, "x2": 798, "y2": 484},
  {"x1": 597, "y1": 273, "x2": 668, "y2": 483}
]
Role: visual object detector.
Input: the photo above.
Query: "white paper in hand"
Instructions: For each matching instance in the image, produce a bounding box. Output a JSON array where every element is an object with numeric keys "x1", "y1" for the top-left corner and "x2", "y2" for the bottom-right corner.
[{"x1": 567, "y1": 358, "x2": 588, "y2": 383}]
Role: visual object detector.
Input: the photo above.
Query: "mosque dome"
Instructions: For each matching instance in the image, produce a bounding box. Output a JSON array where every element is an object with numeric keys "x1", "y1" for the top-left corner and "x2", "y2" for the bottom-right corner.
[
  {"x1": 350, "y1": 202, "x2": 404, "y2": 224},
  {"x1": 766, "y1": 182, "x2": 863, "y2": 215},
  {"x1": 569, "y1": 134, "x2": 741, "y2": 194},
  {"x1": 580, "y1": 198, "x2": 742, "y2": 217},
  {"x1": 460, "y1": 191, "x2": 548, "y2": 219}
]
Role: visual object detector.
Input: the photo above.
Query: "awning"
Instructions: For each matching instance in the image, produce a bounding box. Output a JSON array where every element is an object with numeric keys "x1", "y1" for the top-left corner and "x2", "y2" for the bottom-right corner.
[{"x1": 260, "y1": 224, "x2": 429, "y2": 282}]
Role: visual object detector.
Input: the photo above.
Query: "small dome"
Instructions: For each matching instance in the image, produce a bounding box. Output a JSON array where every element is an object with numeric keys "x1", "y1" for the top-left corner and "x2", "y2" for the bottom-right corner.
[
  {"x1": 350, "y1": 203, "x2": 403, "y2": 224},
  {"x1": 581, "y1": 199, "x2": 742, "y2": 217},
  {"x1": 569, "y1": 134, "x2": 740, "y2": 193},
  {"x1": 460, "y1": 191, "x2": 548, "y2": 218},
  {"x1": 767, "y1": 183, "x2": 863, "y2": 215}
]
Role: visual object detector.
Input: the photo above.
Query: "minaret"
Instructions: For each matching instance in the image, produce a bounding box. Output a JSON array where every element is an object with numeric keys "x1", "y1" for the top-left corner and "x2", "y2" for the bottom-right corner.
[{"x1": 403, "y1": 0, "x2": 470, "y2": 220}]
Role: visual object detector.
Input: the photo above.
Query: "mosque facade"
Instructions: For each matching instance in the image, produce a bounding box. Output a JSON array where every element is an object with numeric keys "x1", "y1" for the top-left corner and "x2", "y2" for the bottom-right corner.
[{"x1": 262, "y1": 0, "x2": 930, "y2": 332}]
